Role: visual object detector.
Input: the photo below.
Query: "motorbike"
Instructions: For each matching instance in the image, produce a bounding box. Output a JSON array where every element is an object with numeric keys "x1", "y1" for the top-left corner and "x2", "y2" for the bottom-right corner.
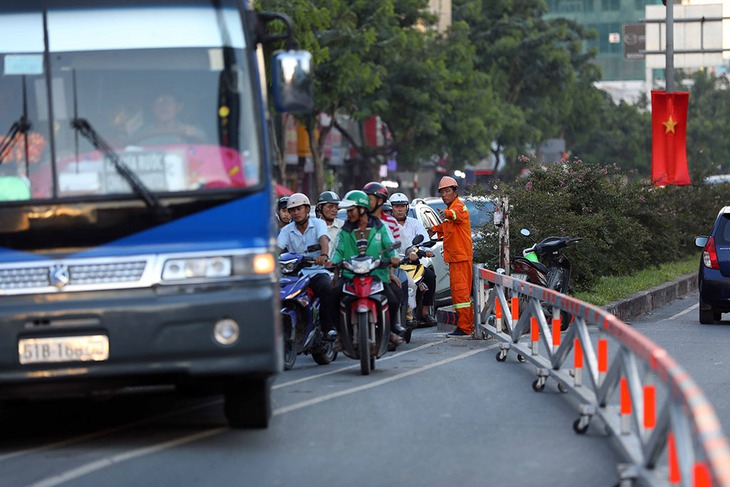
[
  {"x1": 334, "y1": 243, "x2": 400, "y2": 375},
  {"x1": 510, "y1": 228, "x2": 582, "y2": 331},
  {"x1": 279, "y1": 246, "x2": 337, "y2": 370},
  {"x1": 398, "y1": 234, "x2": 436, "y2": 343}
]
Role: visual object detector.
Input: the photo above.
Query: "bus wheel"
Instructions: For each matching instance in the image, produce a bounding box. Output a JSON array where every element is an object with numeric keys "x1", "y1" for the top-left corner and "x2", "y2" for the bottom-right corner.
[{"x1": 224, "y1": 376, "x2": 272, "y2": 429}]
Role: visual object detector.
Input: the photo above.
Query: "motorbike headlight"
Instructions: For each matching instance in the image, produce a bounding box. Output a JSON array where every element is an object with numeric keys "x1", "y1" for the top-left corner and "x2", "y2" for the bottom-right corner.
[
  {"x1": 351, "y1": 259, "x2": 372, "y2": 274},
  {"x1": 279, "y1": 259, "x2": 297, "y2": 274}
]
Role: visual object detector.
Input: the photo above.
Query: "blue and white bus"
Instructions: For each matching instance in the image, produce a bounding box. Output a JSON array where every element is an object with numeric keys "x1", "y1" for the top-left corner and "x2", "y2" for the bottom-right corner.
[{"x1": 0, "y1": 0, "x2": 311, "y2": 428}]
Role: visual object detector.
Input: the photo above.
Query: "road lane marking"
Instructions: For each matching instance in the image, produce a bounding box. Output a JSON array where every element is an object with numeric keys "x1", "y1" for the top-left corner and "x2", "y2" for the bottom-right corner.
[
  {"x1": 2, "y1": 338, "x2": 450, "y2": 464},
  {"x1": 23, "y1": 428, "x2": 227, "y2": 487},
  {"x1": 273, "y1": 338, "x2": 448, "y2": 389},
  {"x1": 0, "y1": 399, "x2": 221, "y2": 464},
  {"x1": 668, "y1": 303, "x2": 698, "y2": 320},
  {"x1": 20, "y1": 343, "x2": 495, "y2": 487},
  {"x1": 273, "y1": 345, "x2": 496, "y2": 415}
]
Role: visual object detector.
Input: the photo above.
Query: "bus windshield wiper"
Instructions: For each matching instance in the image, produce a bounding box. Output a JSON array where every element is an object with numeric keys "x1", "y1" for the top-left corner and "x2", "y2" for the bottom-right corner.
[
  {"x1": 71, "y1": 118, "x2": 168, "y2": 217},
  {"x1": 0, "y1": 116, "x2": 30, "y2": 166}
]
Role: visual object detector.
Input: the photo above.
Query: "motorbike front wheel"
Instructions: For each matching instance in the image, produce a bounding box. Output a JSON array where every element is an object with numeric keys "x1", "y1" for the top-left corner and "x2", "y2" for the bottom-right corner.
[{"x1": 358, "y1": 312, "x2": 371, "y2": 375}]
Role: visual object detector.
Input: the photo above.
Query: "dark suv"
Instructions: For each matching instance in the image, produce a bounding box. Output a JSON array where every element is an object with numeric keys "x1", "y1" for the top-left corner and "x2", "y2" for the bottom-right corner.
[{"x1": 695, "y1": 206, "x2": 730, "y2": 324}]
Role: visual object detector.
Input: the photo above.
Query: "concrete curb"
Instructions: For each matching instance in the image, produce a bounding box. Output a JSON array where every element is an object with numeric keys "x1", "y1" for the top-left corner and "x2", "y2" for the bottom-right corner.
[
  {"x1": 602, "y1": 272, "x2": 698, "y2": 323},
  {"x1": 435, "y1": 272, "x2": 699, "y2": 329}
]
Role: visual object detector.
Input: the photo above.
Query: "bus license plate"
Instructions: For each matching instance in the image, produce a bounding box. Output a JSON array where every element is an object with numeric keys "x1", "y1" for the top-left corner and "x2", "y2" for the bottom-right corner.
[
  {"x1": 18, "y1": 335, "x2": 109, "y2": 365},
  {"x1": 511, "y1": 273, "x2": 528, "y2": 281}
]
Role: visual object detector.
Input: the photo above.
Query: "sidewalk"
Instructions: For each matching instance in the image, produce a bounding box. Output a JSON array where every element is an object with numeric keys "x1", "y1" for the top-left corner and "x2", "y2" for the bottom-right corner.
[{"x1": 436, "y1": 272, "x2": 699, "y2": 329}]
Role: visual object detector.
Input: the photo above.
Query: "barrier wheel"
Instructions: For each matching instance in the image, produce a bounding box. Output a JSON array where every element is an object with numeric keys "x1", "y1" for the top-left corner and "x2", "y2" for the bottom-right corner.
[
  {"x1": 558, "y1": 383, "x2": 568, "y2": 394},
  {"x1": 517, "y1": 354, "x2": 527, "y2": 363},
  {"x1": 573, "y1": 417, "x2": 590, "y2": 435},
  {"x1": 532, "y1": 379, "x2": 545, "y2": 392},
  {"x1": 496, "y1": 351, "x2": 507, "y2": 362}
]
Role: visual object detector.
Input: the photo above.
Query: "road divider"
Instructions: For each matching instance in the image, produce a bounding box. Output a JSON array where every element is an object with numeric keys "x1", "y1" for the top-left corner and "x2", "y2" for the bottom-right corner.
[{"x1": 442, "y1": 265, "x2": 730, "y2": 487}]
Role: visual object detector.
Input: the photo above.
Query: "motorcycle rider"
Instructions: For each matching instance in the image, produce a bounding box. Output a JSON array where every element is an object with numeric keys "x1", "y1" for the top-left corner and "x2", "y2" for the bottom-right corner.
[
  {"x1": 317, "y1": 190, "x2": 344, "y2": 259},
  {"x1": 389, "y1": 192, "x2": 438, "y2": 326},
  {"x1": 363, "y1": 182, "x2": 408, "y2": 335},
  {"x1": 329, "y1": 190, "x2": 403, "y2": 347},
  {"x1": 427, "y1": 176, "x2": 474, "y2": 337},
  {"x1": 276, "y1": 193, "x2": 336, "y2": 335},
  {"x1": 277, "y1": 196, "x2": 291, "y2": 229}
]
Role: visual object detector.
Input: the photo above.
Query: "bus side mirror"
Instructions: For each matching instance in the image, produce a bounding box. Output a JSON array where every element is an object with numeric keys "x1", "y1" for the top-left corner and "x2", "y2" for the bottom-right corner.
[{"x1": 272, "y1": 50, "x2": 313, "y2": 114}]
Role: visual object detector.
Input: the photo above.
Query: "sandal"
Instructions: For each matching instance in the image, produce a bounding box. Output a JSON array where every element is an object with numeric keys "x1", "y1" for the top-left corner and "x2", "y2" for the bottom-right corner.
[{"x1": 389, "y1": 333, "x2": 404, "y2": 346}]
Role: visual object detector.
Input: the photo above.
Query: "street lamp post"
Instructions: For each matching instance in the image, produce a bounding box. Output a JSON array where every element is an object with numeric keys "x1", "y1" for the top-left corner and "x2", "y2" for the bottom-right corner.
[{"x1": 665, "y1": 0, "x2": 674, "y2": 92}]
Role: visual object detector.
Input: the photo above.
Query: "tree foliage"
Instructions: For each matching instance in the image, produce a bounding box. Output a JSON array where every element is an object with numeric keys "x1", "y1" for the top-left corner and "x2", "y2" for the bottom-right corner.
[{"x1": 259, "y1": 0, "x2": 730, "y2": 192}]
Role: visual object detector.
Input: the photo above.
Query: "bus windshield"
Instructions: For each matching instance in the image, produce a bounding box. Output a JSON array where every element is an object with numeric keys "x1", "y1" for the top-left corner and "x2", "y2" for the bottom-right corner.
[{"x1": 0, "y1": 0, "x2": 262, "y2": 202}]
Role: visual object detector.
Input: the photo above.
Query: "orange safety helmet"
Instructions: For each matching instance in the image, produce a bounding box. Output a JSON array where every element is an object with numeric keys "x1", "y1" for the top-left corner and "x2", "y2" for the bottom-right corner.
[{"x1": 437, "y1": 176, "x2": 458, "y2": 190}]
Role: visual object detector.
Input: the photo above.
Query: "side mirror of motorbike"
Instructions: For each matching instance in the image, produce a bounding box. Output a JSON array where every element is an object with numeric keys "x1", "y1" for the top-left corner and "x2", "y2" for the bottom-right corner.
[
  {"x1": 695, "y1": 236, "x2": 709, "y2": 248},
  {"x1": 520, "y1": 228, "x2": 531, "y2": 237},
  {"x1": 423, "y1": 240, "x2": 436, "y2": 248},
  {"x1": 411, "y1": 234, "x2": 424, "y2": 246},
  {"x1": 496, "y1": 268, "x2": 506, "y2": 274}
]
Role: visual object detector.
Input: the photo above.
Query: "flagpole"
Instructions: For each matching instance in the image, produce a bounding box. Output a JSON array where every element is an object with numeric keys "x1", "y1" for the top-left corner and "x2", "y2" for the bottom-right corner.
[{"x1": 666, "y1": 0, "x2": 674, "y2": 92}]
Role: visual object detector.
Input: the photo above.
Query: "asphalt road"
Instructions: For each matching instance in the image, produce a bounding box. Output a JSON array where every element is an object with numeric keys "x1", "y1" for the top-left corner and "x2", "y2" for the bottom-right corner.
[
  {"x1": 0, "y1": 328, "x2": 621, "y2": 487},
  {"x1": 629, "y1": 290, "x2": 730, "y2": 436}
]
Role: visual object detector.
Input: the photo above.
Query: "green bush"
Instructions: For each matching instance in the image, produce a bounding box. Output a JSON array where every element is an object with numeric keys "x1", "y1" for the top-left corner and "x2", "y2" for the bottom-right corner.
[{"x1": 473, "y1": 158, "x2": 726, "y2": 293}]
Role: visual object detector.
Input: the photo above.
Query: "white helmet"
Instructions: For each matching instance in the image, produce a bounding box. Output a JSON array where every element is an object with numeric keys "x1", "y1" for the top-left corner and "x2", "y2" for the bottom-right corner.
[
  {"x1": 389, "y1": 192, "x2": 409, "y2": 206},
  {"x1": 286, "y1": 193, "x2": 310, "y2": 209}
]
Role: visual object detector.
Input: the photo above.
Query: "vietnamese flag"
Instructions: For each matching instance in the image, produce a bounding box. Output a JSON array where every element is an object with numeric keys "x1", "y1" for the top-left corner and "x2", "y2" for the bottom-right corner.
[{"x1": 651, "y1": 90, "x2": 690, "y2": 186}]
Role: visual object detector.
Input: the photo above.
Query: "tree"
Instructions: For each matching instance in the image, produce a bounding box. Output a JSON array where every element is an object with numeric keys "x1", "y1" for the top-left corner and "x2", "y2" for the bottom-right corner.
[
  {"x1": 686, "y1": 70, "x2": 730, "y2": 175},
  {"x1": 568, "y1": 93, "x2": 652, "y2": 175},
  {"x1": 260, "y1": 0, "x2": 493, "y2": 193},
  {"x1": 453, "y1": 0, "x2": 599, "y2": 177}
]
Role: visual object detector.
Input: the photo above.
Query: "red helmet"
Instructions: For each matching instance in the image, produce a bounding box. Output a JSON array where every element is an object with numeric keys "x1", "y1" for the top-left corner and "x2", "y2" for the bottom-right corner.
[{"x1": 363, "y1": 181, "x2": 389, "y2": 201}]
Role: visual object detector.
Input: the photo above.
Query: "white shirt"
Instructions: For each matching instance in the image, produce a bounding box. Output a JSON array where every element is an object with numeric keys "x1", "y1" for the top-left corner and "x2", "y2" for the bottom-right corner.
[
  {"x1": 322, "y1": 217, "x2": 345, "y2": 259},
  {"x1": 396, "y1": 216, "x2": 431, "y2": 252},
  {"x1": 276, "y1": 218, "x2": 329, "y2": 276}
]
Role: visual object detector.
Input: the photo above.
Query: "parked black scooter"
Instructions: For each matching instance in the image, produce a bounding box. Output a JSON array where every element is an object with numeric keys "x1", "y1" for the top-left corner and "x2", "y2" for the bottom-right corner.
[{"x1": 510, "y1": 229, "x2": 581, "y2": 330}]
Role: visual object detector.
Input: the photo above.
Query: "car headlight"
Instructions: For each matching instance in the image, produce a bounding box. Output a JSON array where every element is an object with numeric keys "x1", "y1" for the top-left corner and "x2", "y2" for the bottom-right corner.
[{"x1": 162, "y1": 256, "x2": 232, "y2": 280}]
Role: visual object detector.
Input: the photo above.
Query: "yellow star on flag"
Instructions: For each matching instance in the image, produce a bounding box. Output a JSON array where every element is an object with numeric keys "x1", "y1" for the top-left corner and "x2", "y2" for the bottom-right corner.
[{"x1": 663, "y1": 115, "x2": 678, "y2": 134}]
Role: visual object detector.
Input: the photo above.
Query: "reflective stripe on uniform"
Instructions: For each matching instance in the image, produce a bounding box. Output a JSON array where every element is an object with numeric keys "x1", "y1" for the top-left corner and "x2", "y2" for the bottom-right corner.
[
  {"x1": 448, "y1": 209, "x2": 457, "y2": 220},
  {"x1": 453, "y1": 301, "x2": 472, "y2": 309}
]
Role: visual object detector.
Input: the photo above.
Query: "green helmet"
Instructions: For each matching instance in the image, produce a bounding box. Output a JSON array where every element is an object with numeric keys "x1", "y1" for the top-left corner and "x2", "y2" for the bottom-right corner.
[{"x1": 339, "y1": 190, "x2": 370, "y2": 210}]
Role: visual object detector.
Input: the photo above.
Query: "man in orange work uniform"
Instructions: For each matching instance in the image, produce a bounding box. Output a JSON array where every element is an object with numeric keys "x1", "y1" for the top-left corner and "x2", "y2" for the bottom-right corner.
[{"x1": 428, "y1": 176, "x2": 474, "y2": 337}]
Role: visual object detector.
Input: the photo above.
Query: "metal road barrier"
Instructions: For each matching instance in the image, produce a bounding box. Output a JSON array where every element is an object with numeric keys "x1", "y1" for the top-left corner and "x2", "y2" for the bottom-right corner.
[{"x1": 471, "y1": 266, "x2": 730, "y2": 487}]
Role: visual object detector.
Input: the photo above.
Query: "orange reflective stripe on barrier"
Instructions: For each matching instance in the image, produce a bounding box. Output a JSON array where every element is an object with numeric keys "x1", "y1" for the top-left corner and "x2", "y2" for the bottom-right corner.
[
  {"x1": 620, "y1": 377, "x2": 631, "y2": 435},
  {"x1": 620, "y1": 377, "x2": 632, "y2": 415},
  {"x1": 552, "y1": 317, "x2": 561, "y2": 348},
  {"x1": 530, "y1": 317, "x2": 539, "y2": 356},
  {"x1": 574, "y1": 338, "x2": 583, "y2": 368},
  {"x1": 668, "y1": 432, "x2": 681, "y2": 485},
  {"x1": 598, "y1": 339, "x2": 608, "y2": 375},
  {"x1": 495, "y1": 299, "x2": 502, "y2": 319},
  {"x1": 574, "y1": 338, "x2": 583, "y2": 387},
  {"x1": 694, "y1": 462, "x2": 711, "y2": 487},
  {"x1": 511, "y1": 297, "x2": 519, "y2": 324},
  {"x1": 644, "y1": 385, "x2": 656, "y2": 430}
]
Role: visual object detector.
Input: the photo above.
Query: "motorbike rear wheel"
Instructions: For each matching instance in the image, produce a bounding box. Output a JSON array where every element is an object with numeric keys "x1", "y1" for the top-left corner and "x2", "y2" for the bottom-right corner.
[
  {"x1": 358, "y1": 312, "x2": 371, "y2": 375},
  {"x1": 281, "y1": 315, "x2": 297, "y2": 371},
  {"x1": 312, "y1": 338, "x2": 337, "y2": 365}
]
